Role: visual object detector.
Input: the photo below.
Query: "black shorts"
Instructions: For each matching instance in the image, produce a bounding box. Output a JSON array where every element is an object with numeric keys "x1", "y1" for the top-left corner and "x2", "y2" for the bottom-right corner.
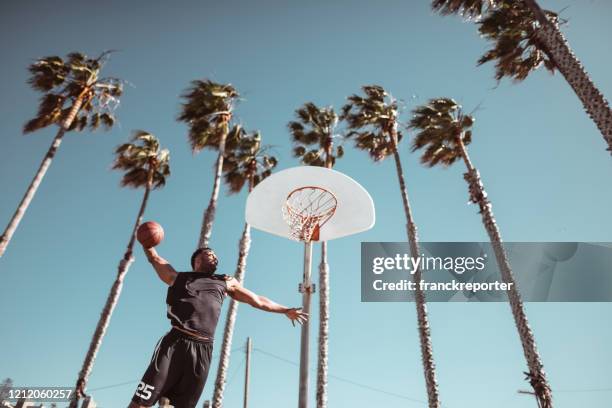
[{"x1": 131, "y1": 328, "x2": 213, "y2": 408}]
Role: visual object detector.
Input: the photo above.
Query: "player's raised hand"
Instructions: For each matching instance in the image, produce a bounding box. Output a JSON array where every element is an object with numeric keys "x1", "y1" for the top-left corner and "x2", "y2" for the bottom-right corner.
[{"x1": 286, "y1": 307, "x2": 308, "y2": 326}]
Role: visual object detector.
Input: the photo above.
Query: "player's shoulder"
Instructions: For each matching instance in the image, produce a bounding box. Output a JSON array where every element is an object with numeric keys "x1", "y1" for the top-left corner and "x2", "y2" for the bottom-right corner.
[
  {"x1": 214, "y1": 274, "x2": 240, "y2": 292},
  {"x1": 173, "y1": 271, "x2": 188, "y2": 279},
  {"x1": 175, "y1": 271, "x2": 191, "y2": 278}
]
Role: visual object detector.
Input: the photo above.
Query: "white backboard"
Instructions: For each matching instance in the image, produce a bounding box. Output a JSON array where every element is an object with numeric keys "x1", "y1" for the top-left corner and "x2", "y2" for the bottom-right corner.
[{"x1": 245, "y1": 166, "x2": 375, "y2": 241}]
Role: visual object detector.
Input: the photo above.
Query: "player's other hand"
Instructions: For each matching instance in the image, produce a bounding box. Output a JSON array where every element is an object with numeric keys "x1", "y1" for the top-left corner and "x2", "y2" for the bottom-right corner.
[{"x1": 286, "y1": 307, "x2": 308, "y2": 326}]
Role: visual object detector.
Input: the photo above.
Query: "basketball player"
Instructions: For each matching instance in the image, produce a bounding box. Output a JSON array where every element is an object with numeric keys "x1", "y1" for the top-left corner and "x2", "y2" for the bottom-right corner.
[{"x1": 128, "y1": 245, "x2": 307, "y2": 408}]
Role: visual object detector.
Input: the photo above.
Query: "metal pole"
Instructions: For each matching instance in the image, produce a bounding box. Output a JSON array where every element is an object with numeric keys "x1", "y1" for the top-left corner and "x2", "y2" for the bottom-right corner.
[
  {"x1": 298, "y1": 241, "x2": 313, "y2": 408},
  {"x1": 244, "y1": 337, "x2": 252, "y2": 408}
]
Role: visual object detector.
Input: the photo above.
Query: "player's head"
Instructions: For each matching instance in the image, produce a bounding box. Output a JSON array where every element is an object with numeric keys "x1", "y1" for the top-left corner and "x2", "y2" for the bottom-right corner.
[{"x1": 191, "y1": 247, "x2": 218, "y2": 273}]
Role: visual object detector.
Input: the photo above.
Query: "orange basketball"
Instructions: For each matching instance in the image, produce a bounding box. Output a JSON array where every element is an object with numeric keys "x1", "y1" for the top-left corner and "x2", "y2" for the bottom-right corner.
[{"x1": 137, "y1": 221, "x2": 164, "y2": 248}]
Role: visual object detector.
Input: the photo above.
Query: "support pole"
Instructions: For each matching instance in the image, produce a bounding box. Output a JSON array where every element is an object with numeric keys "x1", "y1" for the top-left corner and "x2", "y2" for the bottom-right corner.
[
  {"x1": 243, "y1": 337, "x2": 252, "y2": 408},
  {"x1": 298, "y1": 241, "x2": 313, "y2": 408}
]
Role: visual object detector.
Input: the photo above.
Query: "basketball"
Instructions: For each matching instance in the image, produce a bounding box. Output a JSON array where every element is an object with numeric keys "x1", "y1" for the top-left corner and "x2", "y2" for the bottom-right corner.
[{"x1": 137, "y1": 221, "x2": 164, "y2": 248}]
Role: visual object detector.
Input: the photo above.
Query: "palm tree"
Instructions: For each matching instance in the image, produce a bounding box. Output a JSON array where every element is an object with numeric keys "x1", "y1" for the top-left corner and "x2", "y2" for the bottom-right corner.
[
  {"x1": 409, "y1": 97, "x2": 552, "y2": 408},
  {"x1": 341, "y1": 85, "x2": 440, "y2": 408},
  {"x1": 211, "y1": 129, "x2": 277, "y2": 408},
  {"x1": 0, "y1": 51, "x2": 123, "y2": 258},
  {"x1": 68, "y1": 131, "x2": 170, "y2": 408},
  {"x1": 0, "y1": 378, "x2": 13, "y2": 404},
  {"x1": 178, "y1": 80, "x2": 240, "y2": 248},
  {"x1": 288, "y1": 102, "x2": 343, "y2": 408},
  {"x1": 432, "y1": 0, "x2": 612, "y2": 153}
]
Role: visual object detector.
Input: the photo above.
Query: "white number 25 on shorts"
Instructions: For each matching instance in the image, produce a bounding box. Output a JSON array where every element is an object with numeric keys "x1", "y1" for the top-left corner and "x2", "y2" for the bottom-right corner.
[{"x1": 135, "y1": 381, "x2": 155, "y2": 400}]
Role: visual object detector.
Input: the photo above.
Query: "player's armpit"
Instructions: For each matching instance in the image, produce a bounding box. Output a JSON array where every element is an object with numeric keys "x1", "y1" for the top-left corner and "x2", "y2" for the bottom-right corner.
[
  {"x1": 154, "y1": 263, "x2": 178, "y2": 286},
  {"x1": 224, "y1": 276, "x2": 240, "y2": 293}
]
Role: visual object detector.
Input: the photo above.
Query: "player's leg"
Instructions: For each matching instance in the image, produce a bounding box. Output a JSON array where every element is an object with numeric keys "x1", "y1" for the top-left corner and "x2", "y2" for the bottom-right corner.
[
  {"x1": 129, "y1": 331, "x2": 180, "y2": 407},
  {"x1": 165, "y1": 339, "x2": 213, "y2": 408}
]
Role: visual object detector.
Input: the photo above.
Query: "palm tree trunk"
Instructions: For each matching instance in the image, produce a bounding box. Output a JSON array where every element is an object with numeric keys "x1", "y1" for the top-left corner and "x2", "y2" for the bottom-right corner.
[
  {"x1": 316, "y1": 138, "x2": 333, "y2": 408},
  {"x1": 0, "y1": 92, "x2": 87, "y2": 258},
  {"x1": 316, "y1": 241, "x2": 329, "y2": 408},
  {"x1": 390, "y1": 130, "x2": 440, "y2": 408},
  {"x1": 68, "y1": 171, "x2": 153, "y2": 408},
  {"x1": 198, "y1": 119, "x2": 230, "y2": 248},
  {"x1": 211, "y1": 221, "x2": 252, "y2": 408},
  {"x1": 523, "y1": 0, "x2": 612, "y2": 153},
  {"x1": 456, "y1": 137, "x2": 553, "y2": 408}
]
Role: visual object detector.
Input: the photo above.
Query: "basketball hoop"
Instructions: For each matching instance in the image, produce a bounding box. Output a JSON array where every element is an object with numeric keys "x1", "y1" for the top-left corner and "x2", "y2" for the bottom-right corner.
[
  {"x1": 281, "y1": 186, "x2": 337, "y2": 242},
  {"x1": 246, "y1": 166, "x2": 375, "y2": 242},
  {"x1": 245, "y1": 166, "x2": 374, "y2": 408}
]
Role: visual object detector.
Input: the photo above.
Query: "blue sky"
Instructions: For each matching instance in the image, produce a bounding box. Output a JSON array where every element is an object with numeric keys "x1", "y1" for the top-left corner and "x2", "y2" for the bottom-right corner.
[{"x1": 1, "y1": 0, "x2": 611, "y2": 407}]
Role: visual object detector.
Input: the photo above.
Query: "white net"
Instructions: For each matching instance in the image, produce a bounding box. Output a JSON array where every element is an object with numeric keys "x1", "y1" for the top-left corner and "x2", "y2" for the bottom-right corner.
[{"x1": 282, "y1": 186, "x2": 337, "y2": 242}]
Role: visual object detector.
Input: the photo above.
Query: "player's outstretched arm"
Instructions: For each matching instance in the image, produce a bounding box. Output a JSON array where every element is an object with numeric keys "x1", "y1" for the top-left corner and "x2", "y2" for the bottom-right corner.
[
  {"x1": 226, "y1": 277, "x2": 308, "y2": 326},
  {"x1": 142, "y1": 246, "x2": 177, "y2": 285}
]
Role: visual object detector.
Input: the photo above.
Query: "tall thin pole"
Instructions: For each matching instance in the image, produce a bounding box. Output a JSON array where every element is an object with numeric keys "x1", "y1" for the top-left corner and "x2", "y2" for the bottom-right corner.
[
  {"x1": 298, "y1": 241, "x2": 313, "y2": 408},
  {"x1": 244, "y1": 337, "x2": 252, "y2": 408}
]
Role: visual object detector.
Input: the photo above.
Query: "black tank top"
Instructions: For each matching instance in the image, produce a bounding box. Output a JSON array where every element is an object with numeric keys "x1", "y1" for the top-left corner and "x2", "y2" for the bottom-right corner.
[{"x1": 166, "y1": 272, "x2": 228, "y2": 339}]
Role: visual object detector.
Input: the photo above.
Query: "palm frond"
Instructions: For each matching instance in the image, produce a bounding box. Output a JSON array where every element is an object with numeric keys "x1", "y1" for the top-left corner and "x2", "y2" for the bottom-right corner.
[
  {"x1": 288, "y1": 102, "x2": 339, "y2": 167},
  {"x1": 409, "y1": 97, "x2": 474, "y2": 167},
  {"x1": 477, "y1": 2, "x2": 558, "y2": 82},
  {"x1": 223, "y1": 129, "x2": 278, "y2": 193},
  {"x1": 27, "y1": 56, "x2": 69, "y2": 92},
  {"x1": 23, "y1": 93, "x2": 66, "y2": 133},
  {"x1": 342, "y1": 85, "x2": 400, "y2": 162},
  {"x1": 432, "y1": 0, "x2": 496, "y2": 19},
  {"x1": 112, "y1": 130, "x2": 171, "y2": 189},
  {"x1": 178, "y1": 79, "x2": 239, "y2": 153},
  {"x1": 24, "y1": 51, "x2": 123, "y2": 134}
]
